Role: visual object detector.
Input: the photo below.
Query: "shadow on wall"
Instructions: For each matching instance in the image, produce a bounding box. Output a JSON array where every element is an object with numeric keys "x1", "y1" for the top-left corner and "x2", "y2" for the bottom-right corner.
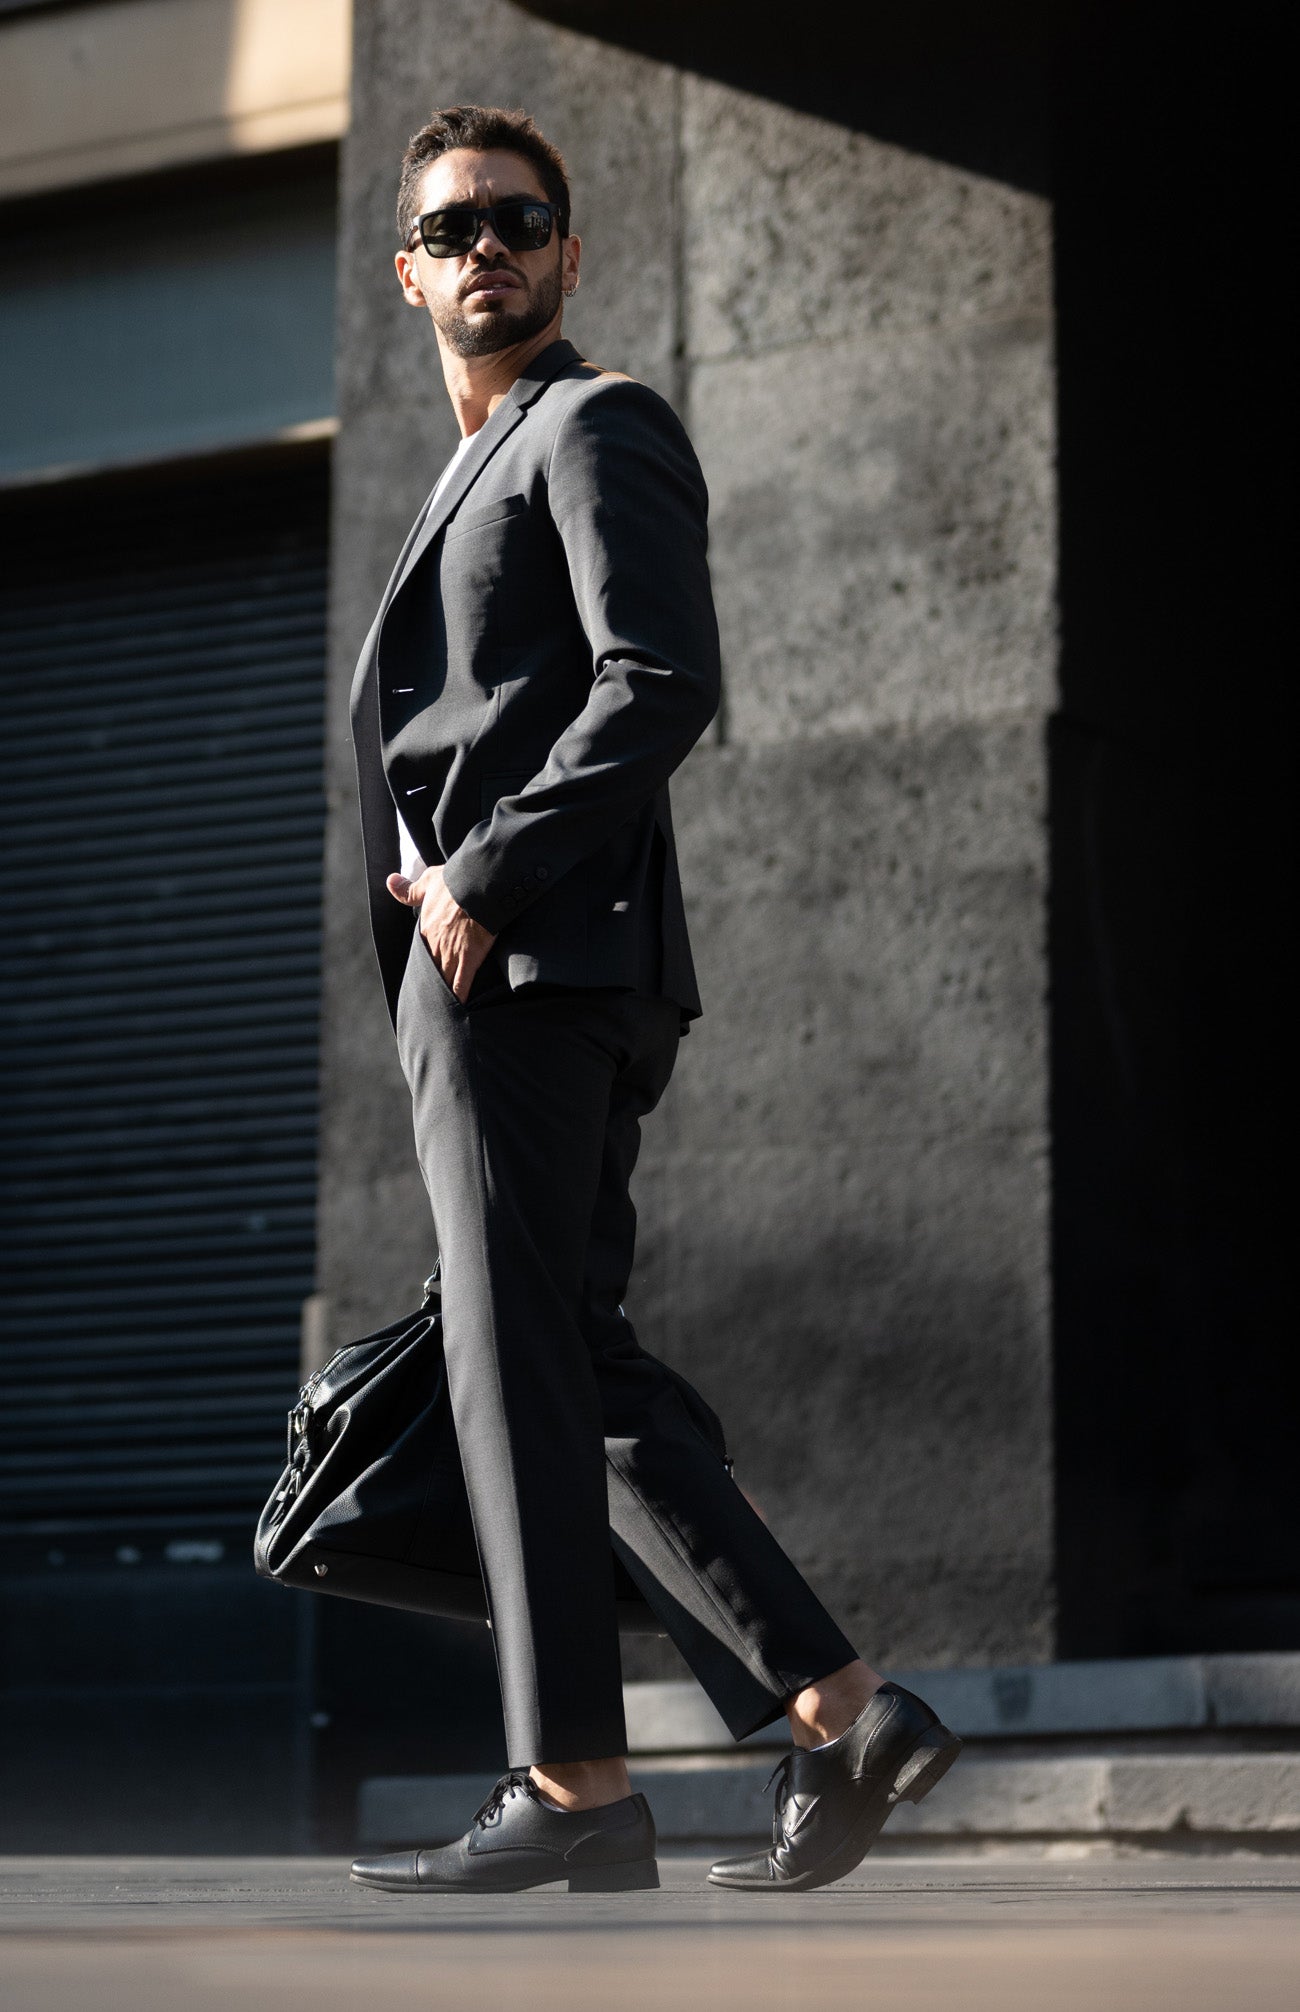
[
  {"x1": 520, "y1": 0, "x2": 1052, "y2": 191},
  {"x1": 527, "y1": 0, "x2": 1295, "y2": 1659}
]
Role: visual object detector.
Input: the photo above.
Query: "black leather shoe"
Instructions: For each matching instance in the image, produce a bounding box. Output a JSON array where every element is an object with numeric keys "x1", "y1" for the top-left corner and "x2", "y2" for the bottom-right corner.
[
  {"x1": 708, "y1": 1682, "x2": 962, "y2": 1892},
  {"x1": 351, "y1": 1770, "x2": 660, "y2": 1894}
]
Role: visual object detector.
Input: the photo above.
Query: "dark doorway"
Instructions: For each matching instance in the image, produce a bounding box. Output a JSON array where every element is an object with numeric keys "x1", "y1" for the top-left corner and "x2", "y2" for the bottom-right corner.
[{"x1": 1047, "y1": 10, "x2": 1292, "y2": 1654}]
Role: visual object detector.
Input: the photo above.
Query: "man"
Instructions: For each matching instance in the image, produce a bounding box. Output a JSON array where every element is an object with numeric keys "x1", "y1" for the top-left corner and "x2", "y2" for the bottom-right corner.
[{"x1": 347, "y1": 105, "x2": 960, "y2": 1896}]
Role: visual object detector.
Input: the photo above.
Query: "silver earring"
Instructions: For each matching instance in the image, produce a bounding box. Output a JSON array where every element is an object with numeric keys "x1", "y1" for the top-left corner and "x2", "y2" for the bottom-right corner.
[{"x1": 564, "y1": 278, "x2": 579, "y2": 297}]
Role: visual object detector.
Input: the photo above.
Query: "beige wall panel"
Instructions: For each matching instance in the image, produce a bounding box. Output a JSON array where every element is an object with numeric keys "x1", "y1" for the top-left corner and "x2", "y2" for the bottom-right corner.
[{"x1": 0, "y1": 0, "x2": 351, "y2": 197}]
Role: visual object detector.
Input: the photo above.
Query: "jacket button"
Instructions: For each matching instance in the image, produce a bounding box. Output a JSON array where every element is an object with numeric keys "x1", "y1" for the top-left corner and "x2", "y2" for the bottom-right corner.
[
  {"x1": 535, "y1": 865, "x2": 549, "y2": 882},
  {"x1": 523, "y1": 875, "x2": 536, "y2": 892}
]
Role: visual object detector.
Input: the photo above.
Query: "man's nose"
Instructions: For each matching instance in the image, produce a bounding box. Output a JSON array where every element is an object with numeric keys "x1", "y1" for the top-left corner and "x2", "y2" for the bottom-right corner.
[{"x1": 470, "y1": 223, "x2": 508, "y2": 259}]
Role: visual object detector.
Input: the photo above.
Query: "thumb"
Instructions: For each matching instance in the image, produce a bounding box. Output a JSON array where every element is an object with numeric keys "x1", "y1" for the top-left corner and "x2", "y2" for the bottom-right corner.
[{"x1": 386, "y1": 872, "x2": 420, "y2": 906}]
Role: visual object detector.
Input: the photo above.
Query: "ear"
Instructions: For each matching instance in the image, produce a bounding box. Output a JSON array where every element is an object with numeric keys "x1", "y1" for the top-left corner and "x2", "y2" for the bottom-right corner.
[
  {"x1": 395, "y1": 246, "x2": 427, "y2": 307},
  {"x1": 561, "y1": 233, "x2": 581, "y2": 296}
]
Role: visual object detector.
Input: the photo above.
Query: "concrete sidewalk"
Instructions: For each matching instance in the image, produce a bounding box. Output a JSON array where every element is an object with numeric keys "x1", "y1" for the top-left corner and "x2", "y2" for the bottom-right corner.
[{"x1": 2, "y1": 1852, "x2": 1298, "y2": 2012}]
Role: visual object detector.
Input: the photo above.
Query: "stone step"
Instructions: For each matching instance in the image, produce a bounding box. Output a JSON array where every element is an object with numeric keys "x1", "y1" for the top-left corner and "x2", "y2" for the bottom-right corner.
[
  {"x1": 359, "y1": 1749, "x2": 1300, "y2": 1849},
  {"x1": 626, "y1": 1654, "x2": 1300, "y2": 1752}
]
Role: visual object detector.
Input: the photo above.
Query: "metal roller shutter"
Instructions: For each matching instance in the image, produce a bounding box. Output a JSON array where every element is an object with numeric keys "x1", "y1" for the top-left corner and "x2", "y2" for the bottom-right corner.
[{"x1": 0, "y1": 451, "x2": 328, "y2": 1555}]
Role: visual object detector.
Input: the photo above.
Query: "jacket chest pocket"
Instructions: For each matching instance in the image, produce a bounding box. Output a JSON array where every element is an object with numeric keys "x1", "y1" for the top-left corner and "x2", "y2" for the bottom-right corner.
[{"x1": 442, "y1": 492, "x2": 528, "y2": 542}]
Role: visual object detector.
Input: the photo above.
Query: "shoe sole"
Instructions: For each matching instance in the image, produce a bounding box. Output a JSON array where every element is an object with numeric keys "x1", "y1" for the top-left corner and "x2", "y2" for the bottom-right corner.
[
  {"x1": 351, "y1": 1857, "x2": 660, "y2": 1895},
  {"x1": 708, "y1": 1722, "x2": 964, "y2": 1893}
]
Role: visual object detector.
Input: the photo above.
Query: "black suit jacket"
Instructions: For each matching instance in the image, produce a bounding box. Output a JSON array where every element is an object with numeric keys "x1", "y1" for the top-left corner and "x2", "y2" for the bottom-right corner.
[{"x1": 349, "y1": 339, "x2": 722, "y2": 1031}]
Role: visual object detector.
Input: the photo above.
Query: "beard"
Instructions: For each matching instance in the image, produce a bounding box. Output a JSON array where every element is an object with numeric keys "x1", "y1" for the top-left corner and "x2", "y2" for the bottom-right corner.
[{"x1": 434, "y1": 257, "x2": 564, "y2": 358}]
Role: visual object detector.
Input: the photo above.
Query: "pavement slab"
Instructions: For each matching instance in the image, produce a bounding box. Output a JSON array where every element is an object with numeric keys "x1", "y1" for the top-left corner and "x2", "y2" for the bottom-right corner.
[{"x1": 2, "y1": 1852, "x2": 1298, "y2": 2011}]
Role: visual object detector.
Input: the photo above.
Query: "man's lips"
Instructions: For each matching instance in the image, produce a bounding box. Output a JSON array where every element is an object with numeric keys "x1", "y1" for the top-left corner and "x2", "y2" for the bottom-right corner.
[{"x1": 462, "y1": 271, "x2": 523, "y2": 301}]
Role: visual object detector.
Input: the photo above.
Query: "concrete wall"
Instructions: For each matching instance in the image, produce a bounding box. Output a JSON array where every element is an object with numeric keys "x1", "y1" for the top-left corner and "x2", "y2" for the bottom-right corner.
[{"x1": 319, "y1": 0, "x2": 1057, "y2": 1672}]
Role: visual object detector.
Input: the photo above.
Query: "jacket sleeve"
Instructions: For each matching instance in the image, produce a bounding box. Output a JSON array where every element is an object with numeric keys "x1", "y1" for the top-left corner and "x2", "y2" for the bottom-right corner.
[{"x1": 439, "y1": 378, "x2": 721, "y2": 935}]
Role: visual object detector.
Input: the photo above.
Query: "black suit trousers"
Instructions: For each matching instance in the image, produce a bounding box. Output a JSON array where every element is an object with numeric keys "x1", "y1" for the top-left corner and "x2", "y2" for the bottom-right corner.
[{"x1": 395, "y1": 935, "x2": 856, "y2": 1767}]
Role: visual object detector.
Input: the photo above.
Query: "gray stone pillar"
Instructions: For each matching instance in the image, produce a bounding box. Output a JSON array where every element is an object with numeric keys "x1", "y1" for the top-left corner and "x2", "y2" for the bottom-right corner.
[
  {"x1": 319, "y1": 0, "x2": 1058, "y2": 1673},
  {"x1": 318, "y1": 0, "x2": 683, "y2": 1330}
]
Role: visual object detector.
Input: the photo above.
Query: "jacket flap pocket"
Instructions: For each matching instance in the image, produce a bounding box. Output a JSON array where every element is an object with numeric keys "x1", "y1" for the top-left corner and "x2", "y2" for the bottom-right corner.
[{"x1": 444, "y1": 493, "x2": 527, "y2": 541}]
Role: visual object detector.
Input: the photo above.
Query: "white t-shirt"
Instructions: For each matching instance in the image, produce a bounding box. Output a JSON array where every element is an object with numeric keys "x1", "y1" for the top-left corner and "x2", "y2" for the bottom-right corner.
[{"x1": 396, "y1": 434, "x2": 477, "y2": 883}]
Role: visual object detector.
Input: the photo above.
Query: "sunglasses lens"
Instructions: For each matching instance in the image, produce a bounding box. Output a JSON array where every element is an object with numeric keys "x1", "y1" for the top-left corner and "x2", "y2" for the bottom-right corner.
[
  {"x1": 494, "y1": 201, "x2": 555, "y2": 252},
  {"x1": 419, "y1": 208, "x2": 478, "y2": 256}
]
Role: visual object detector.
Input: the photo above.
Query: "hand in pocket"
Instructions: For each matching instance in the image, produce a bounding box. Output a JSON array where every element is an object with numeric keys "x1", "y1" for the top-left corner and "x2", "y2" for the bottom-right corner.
[{"x1": 387, "y1": 863, "x2": 497, "y2": 1003}]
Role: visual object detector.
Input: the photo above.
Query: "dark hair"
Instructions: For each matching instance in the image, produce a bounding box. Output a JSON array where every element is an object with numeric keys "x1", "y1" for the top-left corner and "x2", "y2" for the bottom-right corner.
[{"x1": 397, "y1": 105, "x2": 571, "y2": 245}]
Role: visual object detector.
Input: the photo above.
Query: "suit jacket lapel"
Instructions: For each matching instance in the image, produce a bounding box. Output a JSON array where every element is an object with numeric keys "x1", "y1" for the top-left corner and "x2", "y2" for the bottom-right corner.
[
  {"x1": 387, "y1": 338, "x2": 582, "y2": 604},
  {"x1": 350, "y1": 478, "x2": 441, "y2": 692}
]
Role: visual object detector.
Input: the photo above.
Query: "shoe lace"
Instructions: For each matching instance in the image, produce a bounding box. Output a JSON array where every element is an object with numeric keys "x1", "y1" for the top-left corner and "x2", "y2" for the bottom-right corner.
[
  {"x1": 764, "y1": 1751, "x2": 795, "y2": 1848},
  {"x1": 472, "y1": 1769, "x2": 534, "y2": 1830}
]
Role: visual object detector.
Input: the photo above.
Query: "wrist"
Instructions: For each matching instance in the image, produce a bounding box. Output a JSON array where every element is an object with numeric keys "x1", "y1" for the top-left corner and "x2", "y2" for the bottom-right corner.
[{"x1": 442, "y1": 851, "x2": 528, "y2": 936}]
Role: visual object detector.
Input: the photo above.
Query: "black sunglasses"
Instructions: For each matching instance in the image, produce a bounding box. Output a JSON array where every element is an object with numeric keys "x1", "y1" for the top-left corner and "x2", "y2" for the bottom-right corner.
[{"x1": 405, "y1": 197, "x2": 568, "y2": 258}]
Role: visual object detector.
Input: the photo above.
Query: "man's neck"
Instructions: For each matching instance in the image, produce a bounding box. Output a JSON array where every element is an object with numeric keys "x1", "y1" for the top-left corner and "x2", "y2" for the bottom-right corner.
[{"x1": 438, "y1": 315, "x2": 565, "y2": 438}]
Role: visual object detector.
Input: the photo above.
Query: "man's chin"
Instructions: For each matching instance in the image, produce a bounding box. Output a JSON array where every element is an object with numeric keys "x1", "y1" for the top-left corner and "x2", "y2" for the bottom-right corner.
[{"x1": 442, "y1": 302, "x2": 539, "y2": 359}]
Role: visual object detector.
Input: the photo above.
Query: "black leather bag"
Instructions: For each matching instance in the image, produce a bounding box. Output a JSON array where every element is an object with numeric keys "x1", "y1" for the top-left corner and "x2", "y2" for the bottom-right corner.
[{"x1": 254, "y1": 1263, "x2": 725, "y2": 1635}]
